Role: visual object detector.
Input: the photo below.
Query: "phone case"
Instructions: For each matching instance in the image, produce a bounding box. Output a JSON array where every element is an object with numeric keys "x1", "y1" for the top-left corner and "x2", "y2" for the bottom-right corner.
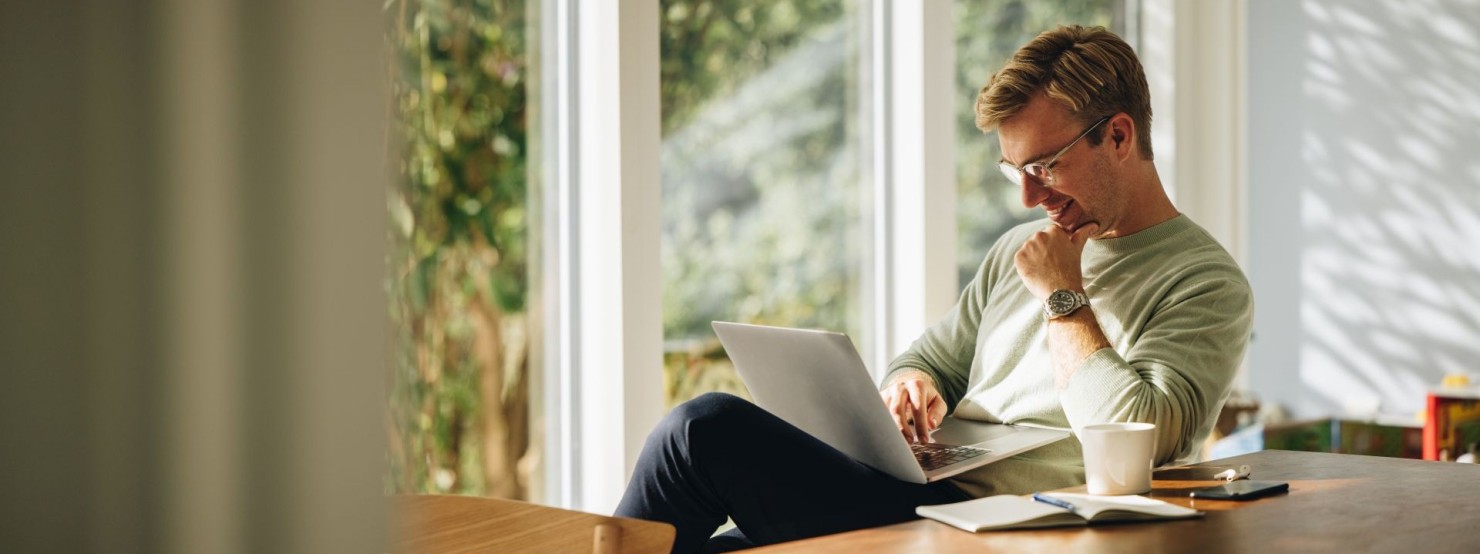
[{"x1": 1188, "y1": 480, "x2": 1289, "y2": 500}]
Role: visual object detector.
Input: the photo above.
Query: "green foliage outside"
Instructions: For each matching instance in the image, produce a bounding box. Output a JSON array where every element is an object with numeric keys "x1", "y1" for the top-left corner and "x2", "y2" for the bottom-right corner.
[
  {"x1": 385, "y1": 0, "x2": 534, "y2": 499},
  {"x1": 954, "y1": 0, "x2": 1122, "y2": 286},
  {"x1": 659, "y1": 0, "x2": 864, "y2": 407}
]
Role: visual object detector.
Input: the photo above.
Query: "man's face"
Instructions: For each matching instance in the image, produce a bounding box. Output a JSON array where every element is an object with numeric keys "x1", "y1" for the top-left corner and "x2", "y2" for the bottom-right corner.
[{"x1": 997, "y1": 94, "x2": 1122, "y2": 237}]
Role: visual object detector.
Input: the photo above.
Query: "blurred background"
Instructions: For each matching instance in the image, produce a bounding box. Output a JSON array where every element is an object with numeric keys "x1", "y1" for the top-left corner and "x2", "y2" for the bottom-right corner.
[
  {"x1": 4, "y1": 0, "x2": 1478, "y2": 552},
  {"x1": 2, "y1": 0, "x2": 385, "y2": 552}
]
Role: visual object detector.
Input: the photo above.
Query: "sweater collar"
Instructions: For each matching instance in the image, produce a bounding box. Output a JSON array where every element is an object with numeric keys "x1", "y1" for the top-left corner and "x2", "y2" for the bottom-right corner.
[{"x1": 1086, "y1": 213, "x2": 1192, "y2": 255}]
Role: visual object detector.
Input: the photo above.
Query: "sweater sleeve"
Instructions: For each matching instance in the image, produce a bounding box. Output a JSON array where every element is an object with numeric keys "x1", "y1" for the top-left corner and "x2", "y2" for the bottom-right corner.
[
  {"x1": 1060, "y1": 271, "x2": 1254, "y2": 465},
  {"x1": 880, "y1": 232, "x2": 1016, "y2": 411}
]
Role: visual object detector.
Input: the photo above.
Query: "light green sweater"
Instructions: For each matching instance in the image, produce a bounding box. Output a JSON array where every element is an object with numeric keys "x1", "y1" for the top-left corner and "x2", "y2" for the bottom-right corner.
[{"x1": 886, "y1": 215, "x2": 1253, "y2": 498}]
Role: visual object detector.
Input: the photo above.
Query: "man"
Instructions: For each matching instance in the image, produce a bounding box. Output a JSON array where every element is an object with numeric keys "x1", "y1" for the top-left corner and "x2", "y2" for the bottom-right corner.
[{"x1": 616, "y1": 25, "x2": 1252, "y2": 553}]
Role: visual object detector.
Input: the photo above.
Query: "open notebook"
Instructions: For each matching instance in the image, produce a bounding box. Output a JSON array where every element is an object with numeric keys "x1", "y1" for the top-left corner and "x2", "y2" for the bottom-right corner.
[{"x1": 916, "y1": 493, "x2": 1202, "y2": 532}]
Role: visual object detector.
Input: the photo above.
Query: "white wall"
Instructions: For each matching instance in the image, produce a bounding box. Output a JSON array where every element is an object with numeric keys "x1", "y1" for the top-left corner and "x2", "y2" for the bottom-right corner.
[{"x1": 1247, "y1": 0, "x2": 1480, "y2": 418}]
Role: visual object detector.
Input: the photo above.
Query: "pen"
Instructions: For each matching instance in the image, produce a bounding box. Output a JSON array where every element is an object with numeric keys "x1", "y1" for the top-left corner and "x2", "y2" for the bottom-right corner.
[{"x1": 1031, "y1": 493, "x2": 1079, "y2": 514}]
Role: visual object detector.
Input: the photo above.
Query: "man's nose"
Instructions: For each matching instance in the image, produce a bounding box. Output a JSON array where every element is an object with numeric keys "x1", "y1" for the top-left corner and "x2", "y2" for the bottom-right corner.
[{"x1": 1020, "y1": 176, "x2": 1050, "y2": 208}]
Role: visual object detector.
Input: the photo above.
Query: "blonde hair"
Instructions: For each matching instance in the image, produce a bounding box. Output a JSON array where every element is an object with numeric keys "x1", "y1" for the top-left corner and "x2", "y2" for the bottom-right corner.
[{"x1": 975, "y1": 25, "x2": 1153, "y2": 160}]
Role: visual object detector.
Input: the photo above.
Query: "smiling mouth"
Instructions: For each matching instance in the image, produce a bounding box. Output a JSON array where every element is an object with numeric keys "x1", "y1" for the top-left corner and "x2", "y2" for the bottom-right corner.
[{"x1": 1046, "y1": 199, "x2": 1074, "y2": 219}]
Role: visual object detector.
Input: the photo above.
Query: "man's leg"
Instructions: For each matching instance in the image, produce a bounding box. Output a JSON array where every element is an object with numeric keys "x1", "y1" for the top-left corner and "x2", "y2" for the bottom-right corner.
[
  {"x1": 699, "y1": 528, "x2": 751, "y2": 554},
  {"x1": 615, "y1": 392, "x2": 970, "y2": 553}
]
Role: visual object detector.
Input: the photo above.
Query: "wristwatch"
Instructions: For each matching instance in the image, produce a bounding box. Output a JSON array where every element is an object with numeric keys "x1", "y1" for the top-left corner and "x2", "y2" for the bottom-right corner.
[{"x1": 1043, "y1": 289, "x2": 1089, "y2": 319}]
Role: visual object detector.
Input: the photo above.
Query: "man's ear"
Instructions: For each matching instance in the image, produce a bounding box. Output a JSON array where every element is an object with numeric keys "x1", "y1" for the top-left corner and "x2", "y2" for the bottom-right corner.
[{"x1": 1110, "y1": 114, "x2": 1135, "y2": 162}]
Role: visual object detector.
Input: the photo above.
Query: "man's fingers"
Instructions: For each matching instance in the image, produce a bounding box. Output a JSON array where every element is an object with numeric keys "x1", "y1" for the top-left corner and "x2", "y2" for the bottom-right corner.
[
  {"x1": 927, "y1": 394, "x2": 947, "y2": 427},
  {"x1": 885, "y1": 376, "x2": 947, "y2": 444},
  {"x1": 1071, "y1": 223, "x2": 1099, "y2": 246},
  {"x1": 891, "y1": 383, "x2": 918, "y2": 442},
  {"x1": 904, "y1": 383, "x2": 928, "y2": 443},
  {"x1": 905, "y1": 381, "x2": 932, "y2": 443}
]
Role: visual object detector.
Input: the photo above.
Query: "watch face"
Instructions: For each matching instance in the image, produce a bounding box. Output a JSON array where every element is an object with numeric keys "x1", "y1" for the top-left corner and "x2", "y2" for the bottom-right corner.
[{"x1": 1047, "y1": 290, "x2": 1079, "y2": 315}]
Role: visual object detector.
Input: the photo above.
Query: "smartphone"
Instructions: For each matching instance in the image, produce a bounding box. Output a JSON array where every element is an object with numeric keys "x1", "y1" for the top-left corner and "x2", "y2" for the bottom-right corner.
[{"x1": 1188, "y1": 480, "x2": 1289, "y2": 500}]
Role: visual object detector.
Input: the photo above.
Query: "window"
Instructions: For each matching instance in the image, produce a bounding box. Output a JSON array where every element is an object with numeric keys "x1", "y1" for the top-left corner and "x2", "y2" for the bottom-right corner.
[
  {"x1": 379, "y1": 0, "x2": 1144, "y2": 509},
  {"x1": 659, "y1": 1, "x2": 871, "y2": 407},
  {"x1": 385, "y1": 0, "x2": 540, "y2": 501},
  {"x1": 954, "y1": 0, "x2": 1128, "y2": 286}
]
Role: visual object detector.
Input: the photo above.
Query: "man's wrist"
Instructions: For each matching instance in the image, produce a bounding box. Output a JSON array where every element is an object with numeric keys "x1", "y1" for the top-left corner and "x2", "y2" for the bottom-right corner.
[
  {"x1": 1046, "y1": 307, "x2": 1111, "y2": 389},
  {"x1": 1046, "y1": 304, "x2": 1099, "y2": 328},
  {"x1": 1044, "y1": 288, "x2": 1090, "y2": 319}
]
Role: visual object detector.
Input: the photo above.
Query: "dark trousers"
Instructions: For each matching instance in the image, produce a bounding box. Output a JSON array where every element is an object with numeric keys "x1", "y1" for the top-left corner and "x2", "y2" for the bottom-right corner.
[{"x1": 615, "y1": 392, "x2": 971, "y2": 553}]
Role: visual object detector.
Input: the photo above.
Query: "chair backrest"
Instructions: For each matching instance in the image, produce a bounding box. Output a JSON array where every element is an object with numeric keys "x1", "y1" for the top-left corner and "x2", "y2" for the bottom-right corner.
[{"x1": 392, "y1": 494, "x2": 675, "y2": 554}]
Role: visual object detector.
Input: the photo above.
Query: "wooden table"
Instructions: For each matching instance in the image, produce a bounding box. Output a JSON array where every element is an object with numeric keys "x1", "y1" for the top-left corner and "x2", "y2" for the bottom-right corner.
[{"x1": 751, "y1": 450, "x2": 1480, "y2": 553}]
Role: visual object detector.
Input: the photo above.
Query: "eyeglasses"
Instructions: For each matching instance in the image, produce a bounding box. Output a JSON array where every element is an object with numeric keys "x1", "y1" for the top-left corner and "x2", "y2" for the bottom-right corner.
[{"x1": 998, "y1": 116, "x2": 1109, "y2": 188}]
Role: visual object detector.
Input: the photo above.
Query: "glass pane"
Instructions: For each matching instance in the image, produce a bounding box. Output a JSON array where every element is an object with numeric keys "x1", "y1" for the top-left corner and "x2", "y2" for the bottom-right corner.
[
  {"x1": 660, "y1": 1, "x2": 869, "y2": 408},
  {"x1": 385, "y1": 0, "x2": 540, "y2": 501},
  {"x1": 954, "y1": 0, "x2": 1125, "y2": 287}
]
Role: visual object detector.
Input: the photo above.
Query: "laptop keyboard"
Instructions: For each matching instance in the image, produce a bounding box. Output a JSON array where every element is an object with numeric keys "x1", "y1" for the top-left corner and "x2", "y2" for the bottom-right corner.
[{"x1": 911, "y1": 443, "x2": 992, "y2": 471}]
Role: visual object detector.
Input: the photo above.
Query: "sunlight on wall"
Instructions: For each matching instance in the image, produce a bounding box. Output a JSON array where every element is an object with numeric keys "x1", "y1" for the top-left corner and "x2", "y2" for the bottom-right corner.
[{"x1": 1251, "y1": 0, "x2": 1480, "y2": 419}]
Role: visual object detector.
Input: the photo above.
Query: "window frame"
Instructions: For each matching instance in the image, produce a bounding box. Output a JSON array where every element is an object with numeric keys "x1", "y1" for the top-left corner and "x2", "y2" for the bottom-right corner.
[
  {"x1": 539, "y1": 0, "x2": 664, "y2": 513},
  {"x1": 861, "y1": 0, "x2": 959, "y2": 380}
]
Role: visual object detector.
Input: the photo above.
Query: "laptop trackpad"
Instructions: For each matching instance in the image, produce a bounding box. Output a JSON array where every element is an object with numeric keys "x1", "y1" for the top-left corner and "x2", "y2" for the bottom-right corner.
[{"x1": 930, "y1": 417, "x2": 1019, "y2": 446}]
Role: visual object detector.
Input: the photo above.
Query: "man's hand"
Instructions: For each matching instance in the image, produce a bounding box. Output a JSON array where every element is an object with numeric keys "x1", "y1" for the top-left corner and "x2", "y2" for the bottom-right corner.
[
  {"x1": 1014, "y1": 223, "x2": 1098, "y2": 299},
  {"x1": 881, "y1": 371, "x2": 947, "y2": 444}
]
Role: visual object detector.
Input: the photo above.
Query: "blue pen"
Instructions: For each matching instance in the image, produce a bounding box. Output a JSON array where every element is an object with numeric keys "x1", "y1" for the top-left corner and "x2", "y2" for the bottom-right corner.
[{"x1": 1031, "y1": 493, "x2": 1079, "y2": 514}]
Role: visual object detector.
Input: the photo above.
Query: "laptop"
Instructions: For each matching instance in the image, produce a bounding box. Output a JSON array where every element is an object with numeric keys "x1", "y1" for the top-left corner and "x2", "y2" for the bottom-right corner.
[{"x1": 711, "y1": 321, "x2": 1070, "y2": 484}]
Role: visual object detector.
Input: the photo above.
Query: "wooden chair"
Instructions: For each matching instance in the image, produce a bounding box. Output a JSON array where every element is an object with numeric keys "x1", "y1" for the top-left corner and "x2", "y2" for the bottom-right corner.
[{"x1": 392, "y1": 494, "x2": 676, "y2": 554}]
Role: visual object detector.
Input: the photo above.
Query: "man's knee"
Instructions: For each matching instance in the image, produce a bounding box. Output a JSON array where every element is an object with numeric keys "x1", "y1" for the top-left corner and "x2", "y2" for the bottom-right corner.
[
  {"x1": 655, "y1": 392, "x2": 757, "y2": 448},
  {"x1": 680, "y1": 392, "x2": 752, "y2": 418}
]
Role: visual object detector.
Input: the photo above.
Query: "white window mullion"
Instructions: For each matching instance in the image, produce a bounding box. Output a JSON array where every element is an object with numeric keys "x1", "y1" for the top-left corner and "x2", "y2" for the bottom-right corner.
[
  {"x1": 540, "y1": 0, "x2": 576, "y2": 510},
  {"x1": 565, "y1": 0, "x2": 662, "y2": 514},
  {"x1": 868, "y1": 0, "x2": 957, "y2": 380}
]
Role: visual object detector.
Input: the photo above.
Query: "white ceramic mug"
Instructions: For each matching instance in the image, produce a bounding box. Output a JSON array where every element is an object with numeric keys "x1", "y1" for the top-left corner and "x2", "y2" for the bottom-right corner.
[{"x1": 1080, "y1": 422, "x2": 1156, "y2": 495}]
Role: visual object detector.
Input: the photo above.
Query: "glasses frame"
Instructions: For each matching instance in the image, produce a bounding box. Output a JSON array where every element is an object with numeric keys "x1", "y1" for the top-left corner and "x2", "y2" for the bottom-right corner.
[{"x1": 998, "y1": 116, "x2": 1110, "y2": 188}]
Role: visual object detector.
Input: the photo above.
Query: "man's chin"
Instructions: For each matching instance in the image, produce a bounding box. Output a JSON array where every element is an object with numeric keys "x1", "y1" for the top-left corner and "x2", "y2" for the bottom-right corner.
[{"x1": 1055, "y1": 219, "x2": 1099, "y2": 236}]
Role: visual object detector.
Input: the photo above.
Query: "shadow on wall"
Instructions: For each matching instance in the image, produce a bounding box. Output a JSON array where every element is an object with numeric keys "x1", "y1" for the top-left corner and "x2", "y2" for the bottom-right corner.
[{"x1": 1249, "y1": 0, "x2": 1480, "y2": 419}]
